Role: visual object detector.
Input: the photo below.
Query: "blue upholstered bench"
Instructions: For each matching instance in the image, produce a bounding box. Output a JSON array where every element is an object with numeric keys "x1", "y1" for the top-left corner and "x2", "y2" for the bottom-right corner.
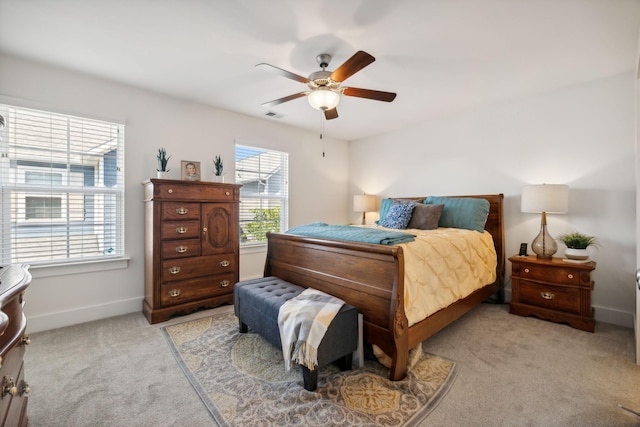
[{"x1": 233, "y1": 276, "x2": 358, "y2": 391}]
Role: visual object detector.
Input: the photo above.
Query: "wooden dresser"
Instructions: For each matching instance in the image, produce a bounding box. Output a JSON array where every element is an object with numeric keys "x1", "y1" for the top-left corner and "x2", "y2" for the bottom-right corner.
[
  {"x1": 509, "y1": 255, "x2": 595, "y2": 332},
  {"x1": 143, "y1": 179, "x2": 241, "y2": 324},
  {"x1": 0, "y1": 264, "x2": 31, "y2": 427}
]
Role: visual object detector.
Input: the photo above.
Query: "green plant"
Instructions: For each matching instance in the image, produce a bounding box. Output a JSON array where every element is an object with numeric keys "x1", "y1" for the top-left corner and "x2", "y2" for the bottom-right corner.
[
  {"x1": 557, "y1": 232, "x2": 598, "y2": 249},
  {"x1": 157, "y1": 147, "x2": 170, "y2": 172},
  {"x1": 213, "y1": 155, "x2": 223, "y2": 176},
  {"x1": 241, "y1": 206, "x2": 280, "y2": 243}
]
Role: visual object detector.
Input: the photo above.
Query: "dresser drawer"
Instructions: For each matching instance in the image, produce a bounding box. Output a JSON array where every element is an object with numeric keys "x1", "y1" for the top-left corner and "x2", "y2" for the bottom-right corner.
[
  {"x1": 161, "y1": 254, "x2": 236, "y2": 282},
  {"x1": 0, "y1": 344, "x2": 26, "y2": 421},
  {"x1": 161, "y1": 202, "x2": 200, "y2": 221},
  {"x1": 160, "y1": 274, "x2": 235, "y2": 306},
  {"x1": 518, "y1": 280, "x2": 581, "y2": 314},
  {"x1": 160, "y1": 220, "x2": 201, "y2": 240},
  {"x1": 161, "y1": 238, "x2": 200, "y2": 259},
  {"x1": 513, "y1": 263, "x2": 582, "y2": 286},
  {"x1": 152, "y1": 182, "x2": 239, "y2": 201}
]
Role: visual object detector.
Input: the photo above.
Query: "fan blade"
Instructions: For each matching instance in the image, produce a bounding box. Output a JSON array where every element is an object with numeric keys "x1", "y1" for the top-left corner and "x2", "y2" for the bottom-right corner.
[
  {"x1": 261, "y1": 92, "x2": 307, "y2": 107},
  {"x1": 256, "y1": 63, "x2": 309, "y2": 83},
  {"x1": 330, "y1": 51, "x2": 375, "y2": 83},
  {"x1": 324, "y1": 108, "x2": 338, "y2": 120},
  {"x1": 342, "y1": 87, "x2": 397, "y2": 102}
]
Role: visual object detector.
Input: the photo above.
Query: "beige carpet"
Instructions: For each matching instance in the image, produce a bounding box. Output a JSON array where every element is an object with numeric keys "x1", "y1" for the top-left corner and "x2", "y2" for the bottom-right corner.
[{"x1": 162, "y1": 311, "x2": 458, "y2": 426}]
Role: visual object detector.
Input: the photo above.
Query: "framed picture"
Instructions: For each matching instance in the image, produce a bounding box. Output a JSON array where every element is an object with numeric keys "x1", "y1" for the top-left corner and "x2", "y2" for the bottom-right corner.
[{"x1": 181, "y1": 160, "x2": 201, "y2": 181}]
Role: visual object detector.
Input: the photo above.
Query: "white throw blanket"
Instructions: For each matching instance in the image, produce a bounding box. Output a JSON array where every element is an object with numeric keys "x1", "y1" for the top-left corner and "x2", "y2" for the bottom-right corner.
[{"x1": 277, "y1": 288, "x2": 344, "y2": 371}]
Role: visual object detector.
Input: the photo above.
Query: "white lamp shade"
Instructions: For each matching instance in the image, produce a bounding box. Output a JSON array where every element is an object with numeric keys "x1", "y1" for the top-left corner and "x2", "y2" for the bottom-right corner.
[
  {"x1": 353, "y1": 194, "x2": 377, "y2": 212},
  {"x1": 308, "y1": 87, "x2": 340, "y2": 111},
  {"x1": 521, "y1": 184, "x2": 569, "y2": 214}
]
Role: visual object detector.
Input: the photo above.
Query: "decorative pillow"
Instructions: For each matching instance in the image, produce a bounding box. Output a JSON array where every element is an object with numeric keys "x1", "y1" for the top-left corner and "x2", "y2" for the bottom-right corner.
[
  {"x1": 424, "y1": 196, "x2": 490, "y2": 232},
  {"x1": 377, "y1": 198, "x2": 395, "y2": 224},
  {"x1": 379, "y1": 202, "x2": 417, "y2": 229},
  {"x1": 406, "y1": 203, "x2": 444, "y2": 230}
]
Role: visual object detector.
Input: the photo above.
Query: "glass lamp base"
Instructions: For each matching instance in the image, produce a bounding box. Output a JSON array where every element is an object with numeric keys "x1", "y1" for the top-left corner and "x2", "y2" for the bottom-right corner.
[{"x1": 531, "y1": 223, "x2": 557, "y2": 259}]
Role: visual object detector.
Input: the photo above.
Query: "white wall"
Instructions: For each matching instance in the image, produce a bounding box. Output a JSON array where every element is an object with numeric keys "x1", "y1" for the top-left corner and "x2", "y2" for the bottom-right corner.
[
  {"x1": 0, "y1": 54, "x2": 349, "y2": 332},
  {"x1": 349, "y1": 72, "x2": 636, "y2": 328}
]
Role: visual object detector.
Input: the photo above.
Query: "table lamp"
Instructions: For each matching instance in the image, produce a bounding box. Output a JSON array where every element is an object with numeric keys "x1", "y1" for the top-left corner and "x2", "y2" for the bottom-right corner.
[
  {"x1": 521, "y1": 184, "x2": 569, "y2": 259},
  {"x1": 353, "y1": 194, "x2": 377, "y2": 225}
]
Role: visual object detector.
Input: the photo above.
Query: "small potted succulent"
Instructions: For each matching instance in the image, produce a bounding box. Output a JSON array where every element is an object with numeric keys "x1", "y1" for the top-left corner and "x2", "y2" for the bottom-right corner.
[
  {"x1": 157, "y1": 147, "x2": 171, "y2": 178},
  {"x1": 213, "y1": 155, "x2": 224, "y2": 182},
  {"x1": 557, "y1": 232, "x2": 598, "y2": 260}
]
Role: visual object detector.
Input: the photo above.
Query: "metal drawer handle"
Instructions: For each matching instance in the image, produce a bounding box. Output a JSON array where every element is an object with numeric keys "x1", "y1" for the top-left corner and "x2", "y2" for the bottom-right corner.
[
  {"x1": 225, "y1": 191, "x2": 230, "y2": 196},
  {"x1": 220, "y1": 260, "x2": 230, "y2": 267},
  {"x1": 220, "y1": 280, "x2": 230, "y2": 288},
  {"x1": 168, "y1": 189, "x2": 173, "y2": 194},
  {"x1": 176, "y1": 227, "x2": 187, "y2": 234},
  {"x1": 21, "y1": 335, "x2": 30, "y2": 346},
  {"x1": 567, "y1": 274, "x2": 574, "y2": 279},
  {"x1": 540, "y1": 292, "x2": 555, "y2": 300},
  {"x1": 176, "y1": 246, "x2": 188, "y2": 253},
  {"x1": 176, "y1": 207, "x2": 189, "y2": 215},
  {"x1": 169, "y1": 266, "x2": 181, "y2": 275},
  {"x1": 20, "y1": 381, "x2": 30, "y2": 396},
  {"x1": 2, "y1": 376, "x2": 16, "y2": 397},
  {"x1": 168, "y1": 289, "x2": 181, "y2": 297},
  {"x1": 524, "y1": 268, "x2": 530, "y2": 273}
]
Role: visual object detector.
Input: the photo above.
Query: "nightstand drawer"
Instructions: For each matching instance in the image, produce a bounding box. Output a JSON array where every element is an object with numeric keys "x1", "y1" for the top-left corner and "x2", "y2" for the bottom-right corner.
[
  {"x1": 519, "y1": 280, "x2": 581, "y2": 314},
  {"x1": 513, "y1": 263, "x2": 582, "y2": 286}
]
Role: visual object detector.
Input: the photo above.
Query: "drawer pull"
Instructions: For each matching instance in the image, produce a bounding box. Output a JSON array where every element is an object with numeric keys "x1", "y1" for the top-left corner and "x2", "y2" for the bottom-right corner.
[
  {"x1": 168, "y1": 289, "x2": 181, "y2": 297},
  {"x1": 176, "y1": 227, "x2": 188, "y2": 234},
  {"x1": 225, "y1": 191, "x2": 230, "y2": 196},
  {"x1": 220, "y1": 260, "x2": 230, "y2": 267},
  {"x1": 524, "y1": 268, "x2": 530, "y2": 273},
  {"x1": 176, "y1": 207, "x2": 189, "y2": 215},
  {"x1": 540, "y1": 292, "x2": 555, "y2": 300},
  {"x1": 21, "y1": 334, "x2": 30, "y2": 346},
  {"x1": 220, "y1": 280, "x2": 230, "y2": 288},
  {"x1": 20, "y1": 381, "x2": 30, "y2": 396},
  {"x1": 168, "y1": 189, "x2": 173, "y2": 194},
  {"x1": 169, "y1": 266, "x2": 181, "y2": 275},
  {"x1": 567, "y1": 274, "x2": 574, "y2": 279},
  {"x1": 176, "y1": 246, "x2": 188, "y2": 253},
  {"x1": 2, "y1": 377, "x2": 16, "y2": 397}
]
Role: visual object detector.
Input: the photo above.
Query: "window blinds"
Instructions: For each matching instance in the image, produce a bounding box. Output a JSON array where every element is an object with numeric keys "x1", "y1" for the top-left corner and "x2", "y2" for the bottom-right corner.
[
  {"x1": 235, "y1": 144, "x2": 288, "y2": 245},
  {"x1": 0, "y1": 104, "x2": 125, "y2": 265}
]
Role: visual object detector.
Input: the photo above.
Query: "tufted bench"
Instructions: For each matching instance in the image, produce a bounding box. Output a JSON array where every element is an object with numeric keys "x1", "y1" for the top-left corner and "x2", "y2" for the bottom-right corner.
[{"x1": 233, "y1": 276, "x2": 358, "y2": 391}]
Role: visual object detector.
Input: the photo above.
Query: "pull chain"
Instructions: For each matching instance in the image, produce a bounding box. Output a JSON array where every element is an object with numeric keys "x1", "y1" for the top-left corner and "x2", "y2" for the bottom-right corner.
[{"x1": 319, "y1": 114, "x2": 325, "y2": 157}]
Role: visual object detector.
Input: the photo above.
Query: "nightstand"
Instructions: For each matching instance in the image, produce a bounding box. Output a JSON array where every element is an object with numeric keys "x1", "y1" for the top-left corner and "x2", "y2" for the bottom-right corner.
[{"x1": 509, "y1": 255, "x2": 595, "y2": 332}]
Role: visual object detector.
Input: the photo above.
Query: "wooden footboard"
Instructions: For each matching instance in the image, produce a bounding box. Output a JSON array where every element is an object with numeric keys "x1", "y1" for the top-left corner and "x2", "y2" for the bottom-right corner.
[
  {"x1": 265, "y1": 193, "x2": 505, "y2": 381},
  {"x1": 264, "y1": 233, "x2": 410, "y2": 380}
]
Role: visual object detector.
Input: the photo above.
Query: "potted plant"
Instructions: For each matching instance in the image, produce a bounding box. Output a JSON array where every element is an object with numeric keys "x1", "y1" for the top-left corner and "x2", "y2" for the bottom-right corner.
[
  {"x1": 557, "y1": 232, "x2": 598, "y2": 260},
  {"x1": 157, "y1": 147, "x2": 170, "y2": 178},
  {"x1": 213, "y1": 155, "x2": 224, "y2": 182}
]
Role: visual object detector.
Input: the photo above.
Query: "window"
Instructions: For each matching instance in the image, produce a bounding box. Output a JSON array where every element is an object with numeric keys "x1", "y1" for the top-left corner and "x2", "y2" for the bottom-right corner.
[
  {"x1": 0, "y1": 104, "x2": 125, "y2": 265},
  {"x1": 235, "y1": 144, "x2": 288, "y2": 246}
]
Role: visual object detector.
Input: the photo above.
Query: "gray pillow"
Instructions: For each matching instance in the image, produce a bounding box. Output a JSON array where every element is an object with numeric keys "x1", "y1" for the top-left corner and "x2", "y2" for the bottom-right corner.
[{"x1": 407, "y1": 203, "x2": 444, "y2": 230}]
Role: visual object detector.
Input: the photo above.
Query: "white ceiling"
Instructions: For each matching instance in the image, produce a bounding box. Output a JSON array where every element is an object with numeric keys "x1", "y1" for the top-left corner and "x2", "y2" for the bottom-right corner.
[{"x1": 1, "y1": 0, "x2": 639, "y2": 141}]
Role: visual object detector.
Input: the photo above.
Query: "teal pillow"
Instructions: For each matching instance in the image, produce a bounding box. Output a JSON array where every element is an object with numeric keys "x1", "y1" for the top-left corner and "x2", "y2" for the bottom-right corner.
[
  {"x1": 376, "y1": 198, "x2": 395, "y2": 224},
  {"x1": 379, "y1": 203, "x2": 417, "y2": 229},
  {"x1": 424, "y1": 196, "x2": 489, "y2": 232}
]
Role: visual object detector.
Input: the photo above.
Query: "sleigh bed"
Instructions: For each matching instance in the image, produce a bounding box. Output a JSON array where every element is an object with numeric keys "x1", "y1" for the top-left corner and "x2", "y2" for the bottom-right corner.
[{"x1": 263, "y1": 194, "x2": 505, "y2": 381}]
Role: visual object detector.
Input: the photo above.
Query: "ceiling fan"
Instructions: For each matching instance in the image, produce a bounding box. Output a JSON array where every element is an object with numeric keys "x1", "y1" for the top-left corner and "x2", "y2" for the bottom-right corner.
[{"x1": 256, "y1": 50, "x2": 397, "y2": 120}]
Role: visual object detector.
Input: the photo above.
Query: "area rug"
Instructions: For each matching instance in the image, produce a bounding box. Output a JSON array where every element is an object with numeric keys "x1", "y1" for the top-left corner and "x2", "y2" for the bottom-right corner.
[{"x1": 161, "y1": 311, "x2": 458, "y2": 427}]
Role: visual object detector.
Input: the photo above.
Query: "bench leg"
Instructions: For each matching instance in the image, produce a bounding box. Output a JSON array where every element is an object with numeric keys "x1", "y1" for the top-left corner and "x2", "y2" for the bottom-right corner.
[
  {"x1": 239, "y1": 319, "x2": 248, "y2": 333},
  {"x1": 335, "y1": 353, "x2": 353, "y2": 371},
  {"x1": 302, "y1": 366, "x2": 318, "y2": 391}
]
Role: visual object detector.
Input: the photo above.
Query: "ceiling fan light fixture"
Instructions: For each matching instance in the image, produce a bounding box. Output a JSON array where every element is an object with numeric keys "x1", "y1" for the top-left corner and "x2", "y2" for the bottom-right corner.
[{"x1": 308, "y1": 87, "x2": 340, "y2": 111}]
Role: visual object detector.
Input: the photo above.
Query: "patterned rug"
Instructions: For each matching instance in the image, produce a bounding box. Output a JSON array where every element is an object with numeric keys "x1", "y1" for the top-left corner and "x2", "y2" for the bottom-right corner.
[{"x1": 162, "y1": 311, "x2": 458, "y2": 427}]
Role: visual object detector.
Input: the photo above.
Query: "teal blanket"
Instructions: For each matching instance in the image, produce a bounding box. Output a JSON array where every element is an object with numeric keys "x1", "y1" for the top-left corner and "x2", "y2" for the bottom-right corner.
[{"x1": 286, "y1": 222, "x2": 415, "y2": 245}]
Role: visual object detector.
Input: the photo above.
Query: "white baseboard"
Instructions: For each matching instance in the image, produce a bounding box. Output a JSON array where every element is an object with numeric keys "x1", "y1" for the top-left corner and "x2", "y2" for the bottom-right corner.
[
  {"x1": 502, "y1": 288, "x2": 633, "y2": 329},
  {"x1": 27, "y1": 297, "x2": 143, "y2": 333}
]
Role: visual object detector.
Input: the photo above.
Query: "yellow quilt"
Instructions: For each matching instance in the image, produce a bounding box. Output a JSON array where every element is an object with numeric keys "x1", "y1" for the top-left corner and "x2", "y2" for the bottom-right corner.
[{"x1": 389, "y1": 227, "x2": 497, "y2": 326}]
